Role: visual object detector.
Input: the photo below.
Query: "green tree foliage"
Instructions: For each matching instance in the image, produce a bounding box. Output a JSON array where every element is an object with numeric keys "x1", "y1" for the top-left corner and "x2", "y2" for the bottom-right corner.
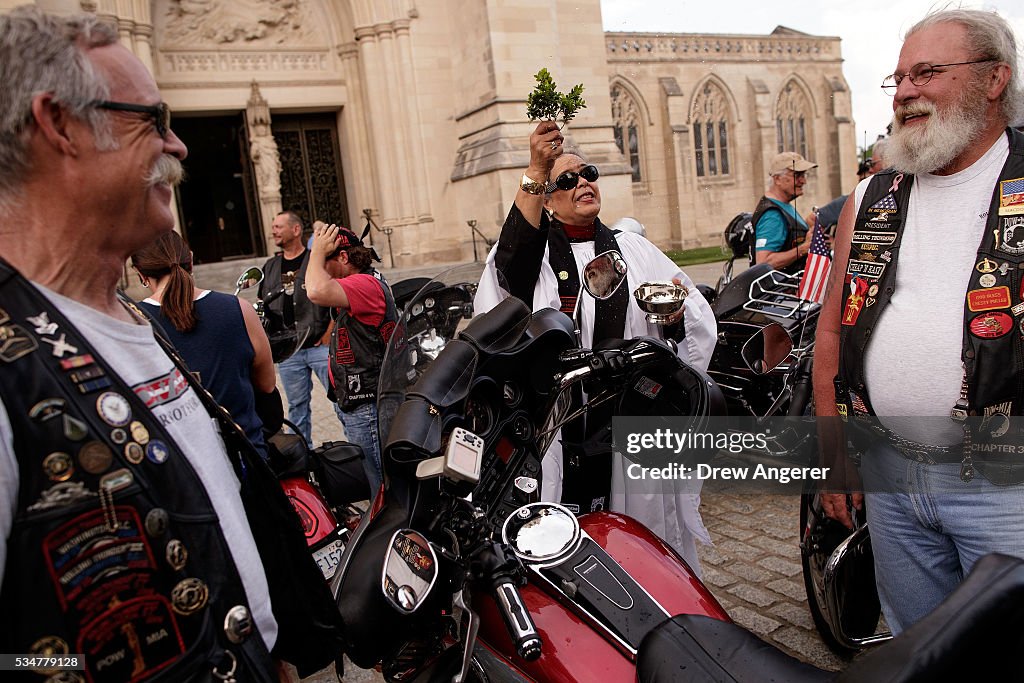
[{"x1": 526, "y1": 69, "x2": 587, "y2": 127}]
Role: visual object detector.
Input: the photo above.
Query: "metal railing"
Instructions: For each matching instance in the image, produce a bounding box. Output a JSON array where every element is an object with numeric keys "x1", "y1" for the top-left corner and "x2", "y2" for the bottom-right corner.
[
  {"x1": 362, "y1": 208, "x2": 394, "y2": 268},
  {"x1": 467, "y1": 219, "x2": 495, "y2": 262}
]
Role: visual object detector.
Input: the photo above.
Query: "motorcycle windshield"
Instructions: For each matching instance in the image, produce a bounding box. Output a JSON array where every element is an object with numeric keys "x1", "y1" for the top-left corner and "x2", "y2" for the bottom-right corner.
[{"x1": 376, "y1": 263, "x2": 485, "y2": 460}]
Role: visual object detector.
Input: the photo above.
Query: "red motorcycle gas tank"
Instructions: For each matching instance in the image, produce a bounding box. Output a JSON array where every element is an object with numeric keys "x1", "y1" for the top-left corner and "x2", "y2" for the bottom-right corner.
[
  {"x1": 280, "y1": 475, "x2": 338, "y2": 547},
  {"x1": 476, "y1": 511, "x2": 730, "y2": 682}
]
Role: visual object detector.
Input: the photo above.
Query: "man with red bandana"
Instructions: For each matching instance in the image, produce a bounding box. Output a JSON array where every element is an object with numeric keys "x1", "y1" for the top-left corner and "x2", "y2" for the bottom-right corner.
[
  {"x1": 475, "y1": 122, "x2": 717, "y2": 575},
  {"x1": 306, "y1": 223, "x2": 397, "y2": 496},
  {"x1": 814, "y1": 8, "x2": 1024, "y2": 633}
]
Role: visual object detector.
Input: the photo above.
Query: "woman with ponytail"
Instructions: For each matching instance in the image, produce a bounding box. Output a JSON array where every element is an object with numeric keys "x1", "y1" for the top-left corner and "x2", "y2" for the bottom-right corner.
[{"x1": 131, "y1": 231, "x2": 277, "y2": 459}]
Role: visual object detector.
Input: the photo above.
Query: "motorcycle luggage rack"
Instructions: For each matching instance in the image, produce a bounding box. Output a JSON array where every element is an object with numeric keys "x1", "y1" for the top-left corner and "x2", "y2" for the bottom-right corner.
[{"x1": 742, "y1": 269, "x2": 814, "y2": 319}]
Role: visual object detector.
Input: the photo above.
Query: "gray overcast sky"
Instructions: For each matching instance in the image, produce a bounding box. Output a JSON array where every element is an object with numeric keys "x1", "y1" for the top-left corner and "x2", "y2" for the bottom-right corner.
[{"x1": 601, "y1": 0, "x2": 1024, "y2": 151}]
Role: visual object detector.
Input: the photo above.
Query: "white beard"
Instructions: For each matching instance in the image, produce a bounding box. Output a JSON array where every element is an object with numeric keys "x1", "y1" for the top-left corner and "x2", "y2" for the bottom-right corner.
[{"x1": 886, "y1": 83, "x2": 988, "y2": 175}]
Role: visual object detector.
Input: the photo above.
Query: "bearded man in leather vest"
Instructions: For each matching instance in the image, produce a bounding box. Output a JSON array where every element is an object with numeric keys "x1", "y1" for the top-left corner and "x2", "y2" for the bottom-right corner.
[
  {"x1": 0, "y1": 6, "x2": 343, "y2": 679},
  {"x1": 813, "y1": 8, "x2": 1024, "y2": 634}
]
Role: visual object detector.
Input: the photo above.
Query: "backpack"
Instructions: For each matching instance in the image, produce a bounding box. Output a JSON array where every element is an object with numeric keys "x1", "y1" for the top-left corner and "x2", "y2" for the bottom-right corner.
[{"x1": 723, "y1": 212, "x2": 755, "y2": 266}]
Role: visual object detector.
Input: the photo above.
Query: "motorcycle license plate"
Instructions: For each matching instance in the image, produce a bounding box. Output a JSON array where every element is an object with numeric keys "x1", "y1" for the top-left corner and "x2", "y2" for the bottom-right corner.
[{"x1": 313, "y1": 538, "x2": 345, "y2": 580}]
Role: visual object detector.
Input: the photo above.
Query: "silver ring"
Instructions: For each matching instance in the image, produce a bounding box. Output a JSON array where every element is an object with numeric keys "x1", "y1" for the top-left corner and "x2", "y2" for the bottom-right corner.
[{"x1": 550, "y1": 141, "x2": 558, "y2": 150}]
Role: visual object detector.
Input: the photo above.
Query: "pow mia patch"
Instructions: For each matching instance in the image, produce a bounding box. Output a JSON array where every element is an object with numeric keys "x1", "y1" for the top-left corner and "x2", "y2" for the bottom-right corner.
[
  {"x1": 78, "y1": 595, "x2": 186, "y2": 682},
  {"x1": 999, "y1": 217, "x2": 1024, "y2": 255}
]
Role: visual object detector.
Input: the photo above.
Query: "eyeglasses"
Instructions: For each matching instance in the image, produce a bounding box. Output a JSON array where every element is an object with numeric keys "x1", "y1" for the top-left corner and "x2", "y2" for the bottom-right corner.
[
  {"x1": 881, "y1": 59, "x2": 996, "y2": 94},
  {"x1": 91, "y1": 100, "x2": 171, "y2": 138},
  {"x1": 547, "y1": 164, "x2": 599, "y2": 192}
]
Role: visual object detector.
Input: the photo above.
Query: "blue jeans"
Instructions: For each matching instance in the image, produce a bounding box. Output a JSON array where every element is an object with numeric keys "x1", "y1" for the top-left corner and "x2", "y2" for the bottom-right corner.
[
  {"x1": 277, "y1": 345, "x2": 344, "y2": 447},
  {"x1": 339, "y1": 401, "x2": 383, "y2": 496},
  {"x1": 860, "y1": 444, "x2": 1024, "y2": 634}
]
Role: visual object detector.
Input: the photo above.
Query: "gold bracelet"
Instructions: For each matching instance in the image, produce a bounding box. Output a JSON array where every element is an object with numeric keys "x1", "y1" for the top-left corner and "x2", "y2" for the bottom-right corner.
[{"x1": 520, "y1": 174, "x2": 547, "y2": 195}]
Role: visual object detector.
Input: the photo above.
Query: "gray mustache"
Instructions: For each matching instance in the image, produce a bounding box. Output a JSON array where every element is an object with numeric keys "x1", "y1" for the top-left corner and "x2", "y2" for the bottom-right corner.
[{"x1": 145, "y1": 155, "x2": 185, "y2": 187}]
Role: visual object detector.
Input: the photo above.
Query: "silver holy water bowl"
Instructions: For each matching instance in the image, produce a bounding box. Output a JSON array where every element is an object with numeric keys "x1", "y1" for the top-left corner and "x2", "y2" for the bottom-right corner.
[{"x1": 634, "y1": 281, "x2": 687, "y2": 325}]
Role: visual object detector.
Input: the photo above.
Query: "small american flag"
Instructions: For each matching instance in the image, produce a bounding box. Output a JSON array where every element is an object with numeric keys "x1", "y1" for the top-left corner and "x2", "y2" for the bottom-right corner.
[
  {"x1": 797, "y1": 216, "x2": 831, "y2": 303},
  {"x1": 869, "y1": 194, "x2": 897, "y2": 212}
]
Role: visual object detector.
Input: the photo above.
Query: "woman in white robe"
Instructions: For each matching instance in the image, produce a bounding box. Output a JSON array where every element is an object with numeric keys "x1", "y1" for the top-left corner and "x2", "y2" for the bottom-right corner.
[{"x1": 473, "y1": 122, "x2": 717, "y2": 575}]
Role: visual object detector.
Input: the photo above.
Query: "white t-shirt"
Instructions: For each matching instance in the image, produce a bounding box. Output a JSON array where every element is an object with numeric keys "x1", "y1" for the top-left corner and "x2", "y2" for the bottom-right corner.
[
  {"x1": 858, "y1": 135, "x2": 1010, "y2": 443},
  {"x1": 0, "y1": 285, "x2": 278, "y2": 649}
]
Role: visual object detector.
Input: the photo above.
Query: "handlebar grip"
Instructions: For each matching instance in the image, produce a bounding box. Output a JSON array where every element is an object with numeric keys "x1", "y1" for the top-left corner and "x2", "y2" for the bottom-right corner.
[{"x1": 492, "y1": 580, "x2": 542, "y2": 661}]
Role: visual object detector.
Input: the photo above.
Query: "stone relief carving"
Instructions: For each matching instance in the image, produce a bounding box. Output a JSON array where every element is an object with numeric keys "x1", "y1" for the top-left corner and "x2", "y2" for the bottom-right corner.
[{"x1": 160, "y1": 0, "x2": 317, "y2": 47}]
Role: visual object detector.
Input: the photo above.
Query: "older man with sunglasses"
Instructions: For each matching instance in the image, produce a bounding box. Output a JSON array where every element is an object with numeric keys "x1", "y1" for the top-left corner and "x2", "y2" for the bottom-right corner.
[
  {"x1": 0, "y1": 6, "x2": 343, "y2": 679},
  {"x1": 475, "y1": 121, "x2": 717, "y2": 574},
  {"x1": 814, "y1": 8, "x2": 1024, "y2": 633}
]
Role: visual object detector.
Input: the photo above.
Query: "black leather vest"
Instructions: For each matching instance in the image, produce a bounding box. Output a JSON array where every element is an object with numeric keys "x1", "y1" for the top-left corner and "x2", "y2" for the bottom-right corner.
[
  {"x1": 260, "y1": 251, "x2": 330, "y2": 348},
  {"x1": 329, "y1": 272, "x2": 398, "y2": 411},
  {"x1": 751, "y1": 195, "x2": 807, "y2": 274},
  {"x1": 839, "y1": 128, "x2": 1024, "y2": 420},
  {"x1": 0, "y1": 267, "x2": 276, "y2": 681}
]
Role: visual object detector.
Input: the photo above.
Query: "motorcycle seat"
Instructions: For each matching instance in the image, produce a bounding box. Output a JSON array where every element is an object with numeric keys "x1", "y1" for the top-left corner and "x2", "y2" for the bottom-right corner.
[
  {"x1": 711, "y1": 263, "x2": 773, "y2": 320},
  {"x1": 836, "y1": 552, "x2": 1024, "y2": 681},
  {"x1": 267, "y1": 430, "x2": 309, "y2": 477},
  {"x1": 637, "y1": 614, "x2": 829, "y2": 683},
  {"x1": 638, "y1": 553, "x2": 1024, "y2": 682}
]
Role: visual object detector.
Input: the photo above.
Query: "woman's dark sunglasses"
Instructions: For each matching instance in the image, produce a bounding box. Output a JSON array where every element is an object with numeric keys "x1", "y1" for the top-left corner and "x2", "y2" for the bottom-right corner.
[
  {"x1": 92, "y1": 100, "x2": 171, "y2": 139},
  {"x1": 547, "y1": 164, "x2": 599, "y2": 192}
]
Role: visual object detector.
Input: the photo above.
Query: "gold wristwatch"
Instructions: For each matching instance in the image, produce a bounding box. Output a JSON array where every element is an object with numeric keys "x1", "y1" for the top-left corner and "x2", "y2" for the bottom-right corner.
[{"x1": 520, "y1": 174, "x2": 546, "y2": 195}]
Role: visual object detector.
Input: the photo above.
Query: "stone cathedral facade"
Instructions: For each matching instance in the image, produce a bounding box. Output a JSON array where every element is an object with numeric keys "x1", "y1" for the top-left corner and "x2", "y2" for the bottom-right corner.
[{"x1": 12, "y1": 0, "x2": 856, "y2": 265}]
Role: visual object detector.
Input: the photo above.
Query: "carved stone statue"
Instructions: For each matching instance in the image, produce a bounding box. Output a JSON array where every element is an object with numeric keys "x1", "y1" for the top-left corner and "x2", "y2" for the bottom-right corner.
[
  {"x1": 161, "y1": 0, "x2": 316, "y2": 46},
  {"x1": 249, "y1": 123, "x2": 281, "y2": 197}
]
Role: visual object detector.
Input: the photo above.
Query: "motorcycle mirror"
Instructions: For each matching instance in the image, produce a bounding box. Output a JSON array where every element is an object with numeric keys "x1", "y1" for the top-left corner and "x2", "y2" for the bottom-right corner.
[
  {"x1": 581, "y1": 250, "x2": 628, "y2": 300},
  {"x1": 234, "y1": 267, "x2": 264, "y2": 295},
  {"x1": 741, "y1": 322, "x2": 793, "y2": 375},
  {"x1": 381, "y1": 529, "x2": 439, "y2": 614}
]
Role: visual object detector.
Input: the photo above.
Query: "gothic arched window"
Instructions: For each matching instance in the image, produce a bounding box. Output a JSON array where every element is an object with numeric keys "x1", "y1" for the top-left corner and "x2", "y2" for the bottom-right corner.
[
  {"x1": 775, "y1": 81, "x2": 812, "y2": 159},
  {"x1": 691, "y1": 82, "x2": 731, "y2": 178},
  {"x1": 610, "y1": 84, "x2": 642, "y2": 182}
]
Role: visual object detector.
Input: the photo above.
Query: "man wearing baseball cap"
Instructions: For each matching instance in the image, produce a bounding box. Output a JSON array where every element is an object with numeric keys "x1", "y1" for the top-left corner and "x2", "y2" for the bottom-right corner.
[
  {"x1": 306, "y1": 223, "x2": 396, "y2": 495},
  {"x1": 752, "y1": 151, "x2": 818, "y2": 274}
]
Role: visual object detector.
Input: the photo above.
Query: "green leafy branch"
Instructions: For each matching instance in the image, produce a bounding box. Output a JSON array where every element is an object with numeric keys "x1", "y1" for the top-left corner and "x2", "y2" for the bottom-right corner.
[{"x1": 526, "y1": 68, "x2": 587, "y2": 128}]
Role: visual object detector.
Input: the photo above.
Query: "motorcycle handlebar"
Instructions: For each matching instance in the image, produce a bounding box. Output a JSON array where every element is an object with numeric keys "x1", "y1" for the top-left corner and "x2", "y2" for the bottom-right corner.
[
  {"x1": 472, "y1": 541, "x2": 543, "y2": 661},
  {"x1": 262, "y1": 287, "x2": 287, "y2": 306},
  {"x1": 557, "y1": 338, "x2": 675, "y2": 392},
  {"x1": 491, "y1": 579, "x2": 542, "y2": 661}
]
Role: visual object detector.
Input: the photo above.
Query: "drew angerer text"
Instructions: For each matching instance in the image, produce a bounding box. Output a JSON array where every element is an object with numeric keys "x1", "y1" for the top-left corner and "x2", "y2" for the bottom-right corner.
[{"x1": 627, "y1": 463, "x2": 831, "y2": 484}]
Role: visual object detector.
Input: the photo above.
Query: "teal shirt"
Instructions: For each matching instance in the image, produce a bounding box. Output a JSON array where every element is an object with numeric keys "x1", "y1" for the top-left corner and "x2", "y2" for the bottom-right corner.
[{"x1": 755, "y1": 199, "x2": 807, "y2": 252}]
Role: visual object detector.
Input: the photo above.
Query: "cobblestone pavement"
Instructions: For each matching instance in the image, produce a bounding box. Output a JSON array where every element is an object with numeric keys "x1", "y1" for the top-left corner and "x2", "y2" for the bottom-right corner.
[{"x1": 186, "y1": 258, "x2": 852, "y2": 680}]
